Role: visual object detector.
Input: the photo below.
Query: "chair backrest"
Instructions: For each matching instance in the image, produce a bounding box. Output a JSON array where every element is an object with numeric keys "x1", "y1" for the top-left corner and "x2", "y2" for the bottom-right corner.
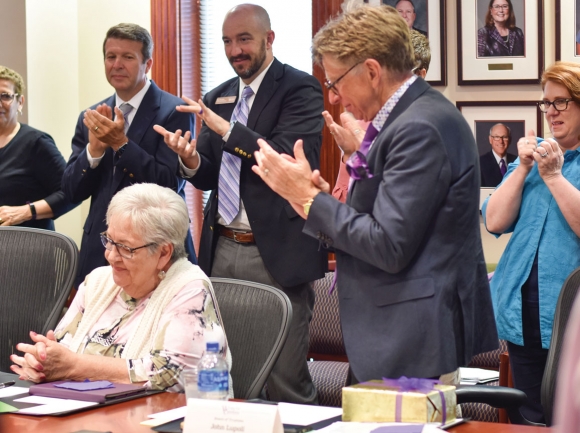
[
  {"x1": 0, "y1": 227, "x2": 78, "y2": 372},
  {"x1": 468, "y1": 339, "x2": 508, "y2": 370},
  {"x1": 541, "y1": 266, "x2": 580, "y2": 425},
  {"x1": 209, "y1": 277, "x2": 292, "y2": 400},
  {"x1": 308, "y1": 272, "x2": 347, "y2": 361}
]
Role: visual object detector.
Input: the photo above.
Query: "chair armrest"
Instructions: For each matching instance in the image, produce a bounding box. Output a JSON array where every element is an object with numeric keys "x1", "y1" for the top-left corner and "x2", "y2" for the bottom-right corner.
[{"x1": 456, "y1": 385, "x2": 545, "y2": 427}]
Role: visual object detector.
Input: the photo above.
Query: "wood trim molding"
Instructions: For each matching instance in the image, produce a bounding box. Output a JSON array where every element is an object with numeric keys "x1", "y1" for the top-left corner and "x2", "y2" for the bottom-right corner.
[{"x1": 312, "y1": 0, "x2": 344, "y2": 191}]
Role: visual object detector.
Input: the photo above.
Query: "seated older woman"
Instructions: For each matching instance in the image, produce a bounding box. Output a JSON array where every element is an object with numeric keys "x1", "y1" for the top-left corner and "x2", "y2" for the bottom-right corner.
[{"x1": 10, "y1": 183, "x2": 230, "y2": 392}]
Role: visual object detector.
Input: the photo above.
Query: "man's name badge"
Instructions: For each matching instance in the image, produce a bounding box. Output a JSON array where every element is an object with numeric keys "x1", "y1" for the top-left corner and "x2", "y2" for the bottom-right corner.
[
  {"x1": 216, "y1": 96, "x2": 236, "y2": 104},
  {"x1": 183, "y1": 399, "x2": 283, "y2": 433}
]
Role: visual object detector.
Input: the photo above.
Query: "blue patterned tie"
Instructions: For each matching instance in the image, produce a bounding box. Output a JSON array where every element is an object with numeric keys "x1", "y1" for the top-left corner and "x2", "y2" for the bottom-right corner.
[
  {"x1": 119, "y1": 102, "x2": 133, "y2": 134},
  {"x1": 218, "y1": 86, "x2": 254, "y2": 225}
]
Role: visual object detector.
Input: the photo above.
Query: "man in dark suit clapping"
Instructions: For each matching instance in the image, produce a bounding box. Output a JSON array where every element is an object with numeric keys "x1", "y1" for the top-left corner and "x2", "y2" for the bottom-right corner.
[{"x1": 63, "y1": 23, "x2": 196, "y2": 288}]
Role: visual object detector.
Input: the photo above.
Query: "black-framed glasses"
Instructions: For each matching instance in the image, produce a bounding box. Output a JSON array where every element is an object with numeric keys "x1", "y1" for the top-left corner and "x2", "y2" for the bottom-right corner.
[
  {"x1": 538, "y1": 98, "x2": 574, "y2": 113},
  {"x1": 100, "y1": 232, "x2": 155, "y2": 259},
  {"x1": 324, "y1": 62, "x2": 362, "y2": 95},
  {"x1": 490, "y1": 135, "x2": 510, "y2": 141},
  {"x1": 0, "y1": 93, "x2": 19, "y2": 104},
  {"x1": 492, "y1": 4, "x2": 509, "y2": 10}
]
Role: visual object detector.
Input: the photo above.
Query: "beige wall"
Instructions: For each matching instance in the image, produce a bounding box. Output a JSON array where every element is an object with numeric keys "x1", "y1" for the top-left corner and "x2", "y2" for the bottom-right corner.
[
  {"x1": 0, "y1": 0, "x2": 28, "y2": 124},
  {"x1": 10, "y1": 0, "x2": 557, "y2": 262}
]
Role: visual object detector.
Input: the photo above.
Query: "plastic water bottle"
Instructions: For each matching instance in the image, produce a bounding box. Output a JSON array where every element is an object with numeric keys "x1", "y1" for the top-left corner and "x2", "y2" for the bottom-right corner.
[{"x1": 197, "y1": 341, "x2": 228, "y2": 400}]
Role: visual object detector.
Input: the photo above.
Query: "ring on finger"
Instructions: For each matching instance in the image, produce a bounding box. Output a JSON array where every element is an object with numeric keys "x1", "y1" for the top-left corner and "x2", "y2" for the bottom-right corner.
[
  {"x1": 0, "y1": 218, "x2": 4, "y2": 224},
  {"x1": 541, "y1": 152, "x2": 548, "y2": 158},
  {"x1": 94, "y1": 126, "x2": 99, "y2": 132},
  {"x1": 264, "y1": 168, "x2": 269, "y2": 176},
  {"x1": 353, "y1": 129, "x2": 361, "y2": 134},
  {"x1": 525, "y1": 140, "x2": 530, "y2": 145}
]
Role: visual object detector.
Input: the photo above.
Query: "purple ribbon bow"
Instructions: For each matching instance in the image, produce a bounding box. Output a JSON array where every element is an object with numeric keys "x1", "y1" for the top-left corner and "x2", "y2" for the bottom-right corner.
[{"x1": 381, "y1": 376, "x2": 447, "y2": 425}]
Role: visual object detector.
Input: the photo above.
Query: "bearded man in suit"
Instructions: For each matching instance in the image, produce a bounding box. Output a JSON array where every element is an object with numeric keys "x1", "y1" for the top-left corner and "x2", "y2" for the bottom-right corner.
[{"x1": 155, "y1": 4, "x2": 326, "y2": 404}]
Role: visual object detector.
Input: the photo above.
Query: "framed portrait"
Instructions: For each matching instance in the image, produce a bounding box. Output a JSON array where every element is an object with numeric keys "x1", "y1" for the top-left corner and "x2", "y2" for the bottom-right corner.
[
  {"x1": 556, "y1": 0, "x2": 580, "y2": 61},
  {"x1": 456, "y1": 101, "x2": 543, "y2": 156},
  {"x1": 380, "y1": 0, "x2": 447, "y2": 85},
  {"x1": 457, "y1": 0, "x2": 544, "y2": 85}
]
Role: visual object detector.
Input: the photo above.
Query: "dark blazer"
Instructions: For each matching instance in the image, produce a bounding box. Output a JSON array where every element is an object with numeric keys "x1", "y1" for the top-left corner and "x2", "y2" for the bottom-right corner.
[
  {"x1": 304, "y1": 78, "x2": 498, "y2": 381},
  {"x1": 187, "y1": 58, "x2": 327, "y2": 287},
  {"x1": 63, "y1": 81, "x2": 196, "y2": 287},
  {"x1": 480, "y1": 150, "x2": 517, "y2": 187}
]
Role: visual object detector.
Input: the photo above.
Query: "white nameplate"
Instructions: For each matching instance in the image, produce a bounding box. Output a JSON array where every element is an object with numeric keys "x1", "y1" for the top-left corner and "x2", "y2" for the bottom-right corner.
[
  {"x1": 216, "y1": 96, "x2": 236, "y2": 104},
  {"x1": 183, "y1": 398, "x2": 283, "y2": 433}
]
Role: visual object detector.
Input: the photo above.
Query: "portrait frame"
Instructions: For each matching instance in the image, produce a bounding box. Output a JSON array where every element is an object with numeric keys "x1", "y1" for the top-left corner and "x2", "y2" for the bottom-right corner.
[
  {"x1": 457, "y1": 0, "x2": 544, "y2": 85},
  {"x1": 555, "y1": 0, "x2": 580, "y2": 61},
  {"x1": 456, "y1": 101, "x2": 543, "y2": 151},
  {"x1": 380, "y1": 0, "x2": 447, "y2": 86}
]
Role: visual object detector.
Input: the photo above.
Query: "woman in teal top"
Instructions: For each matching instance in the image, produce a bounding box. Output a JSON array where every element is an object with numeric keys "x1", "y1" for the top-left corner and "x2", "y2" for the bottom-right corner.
[{"x1": 482, "y1": 61, "x2": 580, "y2": 424}]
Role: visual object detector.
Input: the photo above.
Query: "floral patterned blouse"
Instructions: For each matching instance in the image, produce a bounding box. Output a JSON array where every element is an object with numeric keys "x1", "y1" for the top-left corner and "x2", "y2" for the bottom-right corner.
[{"x1": 54, "y1": 278, "x2": 226, "y2": 392}]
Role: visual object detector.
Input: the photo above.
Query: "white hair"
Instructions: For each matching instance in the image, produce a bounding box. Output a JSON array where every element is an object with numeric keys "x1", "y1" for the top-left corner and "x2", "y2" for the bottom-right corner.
[{"x1": 106, "y1": 183, "x2": 189, "y2": 261}]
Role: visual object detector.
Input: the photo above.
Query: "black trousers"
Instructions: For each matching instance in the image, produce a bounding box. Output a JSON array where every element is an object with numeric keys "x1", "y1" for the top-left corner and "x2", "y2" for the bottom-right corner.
[{"x1": 507, "y1": 255, "x2": 548, "y2": 424}]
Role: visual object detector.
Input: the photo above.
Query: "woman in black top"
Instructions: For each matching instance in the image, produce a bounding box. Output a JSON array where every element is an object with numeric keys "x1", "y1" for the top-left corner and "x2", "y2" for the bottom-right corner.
[{"x1": 0, "y1": 65, "x2": 75, "y2": 230}]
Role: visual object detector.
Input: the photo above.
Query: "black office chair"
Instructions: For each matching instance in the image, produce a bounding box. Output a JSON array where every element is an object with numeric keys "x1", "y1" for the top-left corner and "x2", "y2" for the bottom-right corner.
[
  {"x1": 307, "y1": 271, "x2": 349, "y2": 407},
  {"x1": 210, "y1": 278, "x2": 292, "y2": 400},
  {"x1": 0, "y1": 227, "x2": 78, "y2": 372},
  {"x1": 456, "y1": 265, "x2": 580, "y2": 426}
]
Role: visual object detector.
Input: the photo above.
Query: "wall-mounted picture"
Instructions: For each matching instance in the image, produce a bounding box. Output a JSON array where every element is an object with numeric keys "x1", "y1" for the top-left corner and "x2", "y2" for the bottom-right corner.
[
  {"x1": 456, "y1": 101, "x2": 543, "y2": 186},
  {"x1": 381, "y1": 0, "x2": 447, "y2": 86},
  {"x1": 556, "y1": 0, "x2": 580, "y2": 61},
  {"x1": 457, "y1": 0, "x2": 543, "y2": 85}
]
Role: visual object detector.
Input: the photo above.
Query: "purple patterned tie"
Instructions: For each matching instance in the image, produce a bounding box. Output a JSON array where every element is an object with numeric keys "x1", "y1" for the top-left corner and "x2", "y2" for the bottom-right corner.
[
  {"x1": 499, "y1": 159, "x2": 507, "y2": 176},
  {"x1": 359, "y1": 124, "x2": 379, "y2": 155},
  {"x1": 218, "y1": 86, "x2": 254, "y2": 225}
]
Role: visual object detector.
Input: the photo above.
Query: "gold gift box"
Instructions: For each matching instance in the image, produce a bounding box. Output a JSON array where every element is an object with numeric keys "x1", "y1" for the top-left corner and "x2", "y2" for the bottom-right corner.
[{"x1": 342, "y1": 380, "x2": 456, "y2": 425}]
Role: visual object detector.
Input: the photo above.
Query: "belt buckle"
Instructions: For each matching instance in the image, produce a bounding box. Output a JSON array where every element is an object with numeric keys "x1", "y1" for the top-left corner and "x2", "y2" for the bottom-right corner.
[{"x1": 232, "y1": 230, "x2": 242, "y2": 243}]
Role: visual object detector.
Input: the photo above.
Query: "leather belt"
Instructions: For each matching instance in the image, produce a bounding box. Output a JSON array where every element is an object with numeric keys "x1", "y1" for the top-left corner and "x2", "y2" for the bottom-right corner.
[{"x1": 218, "y1": 226, "x2": 255, "y2": 244}]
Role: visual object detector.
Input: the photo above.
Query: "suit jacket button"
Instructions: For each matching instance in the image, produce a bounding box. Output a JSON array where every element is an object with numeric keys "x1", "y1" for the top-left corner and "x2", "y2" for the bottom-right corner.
[
  {"x1": 129, "y1": 173, "x2": 134, "y2": 178},
  {"x1": 235, "y1": 147, "x2": 240, "y2": 152},
  {"x1": 243, "y1": 151, "x2": 247, "y2": 156},
  {"x1": 123, "y1": 168, "x2": 128, "y2": 172}
]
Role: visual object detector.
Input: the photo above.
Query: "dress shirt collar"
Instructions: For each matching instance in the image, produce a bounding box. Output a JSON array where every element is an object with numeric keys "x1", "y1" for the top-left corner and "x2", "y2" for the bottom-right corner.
[
  {"x1": 492, "y1": 150, "x2": 506, "y2": 165},
  {"x1": 238, "y1": 59, "x2": 274, "y2": 109},
  {"x1": 371, "y1": 75, "x2": 418, "y2": 134},
  {"x1": 115, "y1": 79, "x2": 151, "y2": 117}
]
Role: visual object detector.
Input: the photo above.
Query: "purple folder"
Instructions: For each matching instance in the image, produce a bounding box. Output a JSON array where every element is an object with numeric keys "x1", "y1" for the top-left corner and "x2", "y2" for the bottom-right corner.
[{"x1": 29, "y1": 380, "x2": 147, "y2": 403}]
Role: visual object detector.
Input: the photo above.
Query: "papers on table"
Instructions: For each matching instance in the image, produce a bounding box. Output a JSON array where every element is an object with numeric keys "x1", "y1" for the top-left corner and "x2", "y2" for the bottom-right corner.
[
  {"x1": 141, "y1": 406, "x2": 187, "y2": 426},
  {"x1": 459, "y1": 367, "x2": 500, "y2": 384},
  {"x1": 278, "y1": 402, "x2": 342, "y2": 426},
  {"x1": 143, "y1": 402, "x2": 343, "y2": 429},
  {"x1": 313, "y1": 422, "x2": 441, "y2": 433},
  {"x1": 14, "y1": 395, "x2": 98, "y2": 415},
  {"x1": 0, "y1": 386, "x2": 29, "y2": 398}
]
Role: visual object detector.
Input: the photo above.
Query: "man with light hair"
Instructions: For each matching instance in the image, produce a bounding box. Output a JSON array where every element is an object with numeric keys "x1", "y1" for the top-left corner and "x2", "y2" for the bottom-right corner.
[{"x1": 252, "y1": 5, "x2": 497, "y2": 382}]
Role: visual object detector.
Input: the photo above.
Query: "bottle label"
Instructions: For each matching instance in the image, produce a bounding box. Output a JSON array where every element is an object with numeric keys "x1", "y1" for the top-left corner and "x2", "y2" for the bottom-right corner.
[{"x1": 198, "y1": 370, "x2": 229, "y2": 392}]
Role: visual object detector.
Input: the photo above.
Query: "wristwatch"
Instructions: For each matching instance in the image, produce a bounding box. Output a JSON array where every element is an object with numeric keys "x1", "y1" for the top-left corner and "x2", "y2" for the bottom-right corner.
[
  {"x1": 303, "y1": 198, "x2": 314, "y2": 216},
  {"x1": 27, "y1": 201, "x2": 37, "y2": 220}
]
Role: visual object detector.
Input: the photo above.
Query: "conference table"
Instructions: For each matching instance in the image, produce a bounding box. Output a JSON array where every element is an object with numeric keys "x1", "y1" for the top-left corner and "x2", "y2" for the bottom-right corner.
[{"x1": 0, "y1": 392, "x2": 553, "y2": 432}]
